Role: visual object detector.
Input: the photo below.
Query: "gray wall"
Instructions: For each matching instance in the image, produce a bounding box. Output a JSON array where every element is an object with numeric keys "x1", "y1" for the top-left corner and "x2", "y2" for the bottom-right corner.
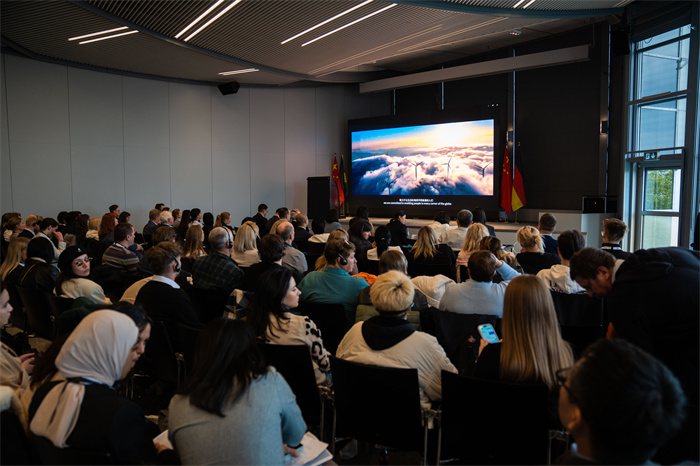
[{"x1": 0, "y1": 54, "x2": 389, "y2": 230}]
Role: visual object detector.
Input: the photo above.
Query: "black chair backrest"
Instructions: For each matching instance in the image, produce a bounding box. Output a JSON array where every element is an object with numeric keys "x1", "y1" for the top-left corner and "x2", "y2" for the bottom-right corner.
[
  {"x1": 141, "y1": 320, "x2": 178, "y2": 385},
  {"x1": 179, "y1": 257, "x2": 196, "y2": 274},
  {"x1": 190, "y1": 287, "x2": 230, "y2": 324},
  {"x1": 172, "y1": 321, "x2": 201, "y2": 373},
  {"x1": 259, "y1": 344, "x2": 322, "y2": 428},
  {"x1": 407, "y1": 261, "x2": 456, "y2": 281},
  {"x1": 1, "y1": 408, "x2": 31, "y2": 465},
  {"x1": 32, "y1": 435, "x2": 113, "y2": 465},
  {"x1": 4, "y1": 282, "x2": 26, "y2": 331},
  {"x1": 440, "y1": 371, "x2": 550, "y2": 464},
  {"x1": 16, "y1": 286, "x2": 54, "y2": 340},
  {"x1": 430, "y1": 308, "x2": 498, "y2": 374},
  {"x1": 550, "y1": 292, "x2": 605, "y2": 356},
  {"x1": 296, "y1": 300, "x2": 346, "y2": 355},
  {"x1": 92, "y1": 265, "x2": 129, "y2": 304},
  {"x1": 307, "y1": 242, "x2": 326, "y2": 255},
  {"x1": 330, "y1": 356, "x2": 424, "y2": 452},
  {"x1": 304, "y1": 253, "x2": 322, "y2": 272},
  {"x1": 653, "y1": 402, "x2": 700, "y2": 464},
  {"x1": 46, "y1": 292, "x2": 74, "y2": 316}
]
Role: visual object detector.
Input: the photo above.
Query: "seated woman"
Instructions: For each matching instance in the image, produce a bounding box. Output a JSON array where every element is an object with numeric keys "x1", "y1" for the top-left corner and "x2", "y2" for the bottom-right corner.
[
  {"x1": 406, "y1": 226, "x2": 456, "y2": 279},
  {"x1": 54, "y1": 245, "x2": 111, "y2": 305},
  {"x1": 456, "y1": 223, "x2": 490, "y2": 281},
  {"x1": 231, "y1": 222, "x2": 261, "y2": 268},
  {"x1": 323, "y1": 209, "x2": 342, "y2": 233},
  {"x1": 97, "y1": 213, "x2": 117, "y2": 244},
  {"x1": 28, "y1": 310, "x2": 165, "y2": 464},
  {"x1": 479, "y1": 236, "x2": 522, "y2": 279},
  {"x1": 248, "y1": 267, "x2": 331, "y2": 386},
  {"x1": 349, "y1": 219, "x2": 372, "y2": 272},
  {"x1": 357, "y1": 250, "x2": 428, "y2": 327},
  {"x1": 472, "y1": 207, "x2": 496, "y2": 237},
  {"x1": 0, "y1": 281, "x2": 34, "y2": 390},
  {"x1": 474, "y1": 275, "x2": 573, "y2": 426},
  {"x1": 85, "y1": 217, "x2": 101, "y2": 241},
  {"x1": 0, "y1": 237, "x2": 29, "y2": 284},
  {"x1": 215, "y1": 211, "x2": 236, "y2": 236},
  {"x1": 313, "y1": 229, "x2": 358, "y2": 274},
  {"x1": 337, "y1": 271, "x2": 457, "y2": 410},
  {"x1": 117, "y1": 211, "x2": 131, "y2": 224},
  {"x1": 14, "y1": 237, "x2": 58, "y2": 293},
  {"x1": 515, "y1": 226, "x2": 560, "y2": 275},
  {"x1": 367, "y1": 225, "x2": 402, "y2": 261},
  {"x1": 387, "y1": 210, "x2": 410, "y2": 247},
  {"x1": 427, "y1": 211, "x2": 451, "y2": 236},
  {"x1": 348, "y1": 205, "x2": 374, "y2": 235},
  {"x1": 182, "y1": 225, "x2": 207, "y2": 259},
  {"x1": 168, "y1": 318, "x2": 306, "y2": 465}
]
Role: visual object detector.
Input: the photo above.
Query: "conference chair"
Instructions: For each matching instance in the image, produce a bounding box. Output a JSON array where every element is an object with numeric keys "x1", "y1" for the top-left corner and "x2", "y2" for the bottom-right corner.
[
  {"x1": 407, "y1": 261, "x2": 456, "y2": 281},
  {"x1": 550, "y1": 291, "x2": 605, "y2": 357},
  {"x1": 16, "y1": 286, "x2": 55, "y2": 341},
  {"x1": 439, "y1": 371, "x2": 551, "y2": 464},
  {"x1": 296, "y1": 300, "x2": 347, "y2": 355},
  {"x1": 46, "y1": 292, "x2": 74, "y2": 316},
  {"x1": 190, "y1": 287, "x2": 230, "y2": 324},
  {"x1": 330, "y1": 356, "x2": 437, "y2": 465}
]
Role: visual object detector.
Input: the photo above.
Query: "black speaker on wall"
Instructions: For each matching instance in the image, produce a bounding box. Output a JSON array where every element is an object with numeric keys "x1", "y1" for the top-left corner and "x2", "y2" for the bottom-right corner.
[
  {"x1": 217, "y1": 81, "x2": 240, "y2": 95},
  {"x1": 307, "y1": 176, "x2": 331, "y2": 220}
]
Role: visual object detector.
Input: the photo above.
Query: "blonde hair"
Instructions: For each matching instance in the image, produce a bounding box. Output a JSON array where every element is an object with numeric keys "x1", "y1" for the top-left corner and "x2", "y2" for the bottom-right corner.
[
  {"x1": 517, "y1": 225, "x2": 543, "y2": 253},
  {"x1": 234, "y1": 222, "x2": 258, "y2": 253},
  {"x1": 370, "y1": 270, "x2": 414, "y2": 313},
  {"x1": 461, "y1": 223, "x2": 489, "y2": 253},
  {"x1": 0, "y1": 237, "x2": 29, "y2": 281},
  {"x1": 183, "y1": 225, "x2": 207, "y2": 258},
  {"x1": 413, "y1": 226, "x2": 438, "y2": 260},
  {"x1": 215, "y1": 212, "x2": 231, "y2": 228},
  {"x1": 315, "y1": 230, "x2": 351, "y2": 270},
  {"x1": 87, "y1": 217, "x2": 101, "y2": 231},
  {"x1": 499, "y1": 275, "x2": 573, "y2": 390}
]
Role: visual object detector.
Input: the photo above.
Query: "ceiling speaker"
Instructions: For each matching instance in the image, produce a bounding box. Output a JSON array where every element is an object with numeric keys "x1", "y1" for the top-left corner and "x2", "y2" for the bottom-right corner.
[{"x1": 218, "y1": 81, "x2": 240, "y2": 95}]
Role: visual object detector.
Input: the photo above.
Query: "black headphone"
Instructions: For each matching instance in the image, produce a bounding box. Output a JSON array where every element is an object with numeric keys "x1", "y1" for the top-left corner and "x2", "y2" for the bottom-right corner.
[
  {"x1": 225, "y1": 228, "x2": 234, "y2": 249},
  {"x1": 338, "y1": 253, "x2": 348, "y2": 266},
  {"x1": 158, "y1": 246, "x2": 180, "y2": 273}
]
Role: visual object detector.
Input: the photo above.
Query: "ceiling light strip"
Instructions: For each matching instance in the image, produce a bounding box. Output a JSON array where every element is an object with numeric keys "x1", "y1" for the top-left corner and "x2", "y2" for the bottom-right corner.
[
  {"x1": 184, "y1": 0, "x2": 242, "y2": 42},
  {"x1": 69, "y1": 26, "x2": 128, "y2": 41},
  {"x1": 399, "y1": 17, "x2": 507, "y2": 52},
  {"x1": 219, "y1": 68, "x2": 259, "y2": 75},
  {"x1": 281, "y1": 0, "x2": 373, "y2": 45},
  {"x1": 174, "y1": 0, "x2": 225, "y2": 39},
  {"x1": 522, "y1": 0, "x2": 537, "y2": 8},
  {"x1": 78, "y1": 30, "x2": 139, "y2": 45},
  {"x1": 302, "y1": 3, "x2": 397, "y2": 47},
  {"x1": 512, "y1": 0, "x2": 526, "y2": 7}
]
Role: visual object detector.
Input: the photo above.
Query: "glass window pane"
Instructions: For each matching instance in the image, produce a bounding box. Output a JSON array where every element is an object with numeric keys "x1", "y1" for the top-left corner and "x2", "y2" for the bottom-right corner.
[
  {"x1": 644, "y1": 168, "x2": 681, "y2": 211},
  {"x1": 638, "y1": 38, "x2": 689, "y2": 97},
  {"x1": 637, "y1": 25, "x2": 690, "y2": 50},
  {"x1": 635, "y1": 98, "x2": 686, "y2": 151},
  {"x1": 642, "y1": 215, "x2": 679, "y2": 248}
]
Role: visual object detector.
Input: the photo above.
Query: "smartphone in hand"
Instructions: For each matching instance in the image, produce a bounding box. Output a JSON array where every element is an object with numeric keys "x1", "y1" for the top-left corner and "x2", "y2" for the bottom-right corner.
[{"x1": 477, "y1": 323, "x2": 499, "y2": 344}]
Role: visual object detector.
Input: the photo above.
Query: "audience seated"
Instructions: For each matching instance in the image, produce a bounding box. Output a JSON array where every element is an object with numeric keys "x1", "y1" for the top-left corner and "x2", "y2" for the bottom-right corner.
[
  {"x1": 28, "y1": 310, "x2": 168, "y2": 464},
  {"x1": 168, "y1": 319, "x2": 306, "y2": 465},
  {"x1": 293, "y1": 213, "x2": 312, "y2": 250},
  {"x1": 98, "y1": 212, "x2": 117, "y2": 244},
  {"x1": 386, "y1": 210, "x2": 409, "y2": 247},
  {"x1": 242, "y1": 234, "x2": 300, "y2": 292},
  {"x1": 516, "y1": 225, "x2": 560, "y2": 275},
  {"x1": 35, "y1": 218, "x2": 66, "y2": 264},
  {"x1": 427, "y1": 210, "x2": 451, "y2": 236},
  {"x1": 456, "y1": 223, "x2": 489, "y2": 281},
  {"x1": 231, "y1": 221, "x2": 261, "y2": 268},
  {"x1": 0, "y1": 237, "x2": 29, "y2": 284},
  {"x1": 323, "y1": 209, "x2": 342, "y2": 233},
  {"x1": 142, "y1": 209, "x2": 161, "y2": 238},
  {"x1": 366, "y1": 225, "x2": 399, "y2": 261},
  {"x1": 570, "y1": 247, "x2": 699, "y2": 403},
  {"x1": 479, "y1": 236, "x2": 521, "y2": 277},
  {"x1": 265, "y1": 207, "x2": 290, "y2": 236},
  {"x1": 54, "y1": 245, "x2": 111, "y2": 305},
  {"x1": 191, "y1": 227, "x2": 243, "y2": 294},
  {"x1": 407, "y1": 226, "x2": 456, "y2": 277},
  {"x1": 349, "y1": 219, "x2": 373, "y2": 272},
  {"x1": 0, "y1": 282, "x2": 33, "y2": 390},
  {"x1": 337, "y1": 271, "x2": 457, "y2": 409},
  {"x1": 308, "y1": 217, "x2": 329, "y2": 244},
  {"x1": 555, "y1": 339, "x2": 686, "y2": 464},
  {"x1": 252, "y1": 204, "x2": 268, "y2": 233},
  {"x1": 348, "y1": 205, "x2": 373, "y2": 234},
  {"x1": 182, "y1": 225, "x2": 207, "y2": 259},
  {"x1": 276, "y1": 221, "x2": 308, "y2": 276},
  {"x1": 439, "y1": 209, "x2": 472, "y2": 250},
  {"x1": 12, "y1": 237, "x2": 58, "y2": 293},
  {"x1": 472, "y1": 207, "x2": 495, "y2": 237},
  {"x1": 538, "y1": 213, "x2": 558, "y2": 255},
  {"x1": 475, "y1": 275, "x2": 573, "y2": 426},
  {"x1": 600, "y1": 218, "x2": 632, "y2": 259},
  {"x1": 536, "y1": 230, "x2": 586, "y2": 294},
  {"x1": 248, "y1": 267, "x2": 331, "y2": 386},
  {"x1": 298, "y1": 238, "x2": 368, "y2": 327},
  {"x1": 439, "y1": 250, "x2": 519, "y2": 317}
]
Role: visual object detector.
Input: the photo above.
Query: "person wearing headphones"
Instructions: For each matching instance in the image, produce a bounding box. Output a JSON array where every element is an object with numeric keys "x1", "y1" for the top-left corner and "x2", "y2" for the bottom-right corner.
[
  {"x1": 191, "y1": 227, "x2": 243, "y2": 294},
  {"x1": 297, "y1": 238, "x2": 369, "y2": 328},
  {"x1": 135, "y1": 242, "x2": 202, "y2": 347}
]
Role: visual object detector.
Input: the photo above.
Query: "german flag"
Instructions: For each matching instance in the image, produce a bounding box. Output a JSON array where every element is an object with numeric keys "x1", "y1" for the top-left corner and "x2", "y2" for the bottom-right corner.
[{"x1": 512, "y1": 149, "x2": 526, "y2": 212}]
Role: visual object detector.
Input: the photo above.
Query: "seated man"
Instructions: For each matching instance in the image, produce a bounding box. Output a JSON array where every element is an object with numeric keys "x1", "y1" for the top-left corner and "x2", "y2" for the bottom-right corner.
[
  {"x1": 337, "y1": 271, "x2": 457, "y2": 409},
  {"x1": 102, "y1": 223, "x2": 141, "y2": 277},
  {"x1": 298, "y1": 239, "x2": 368, "y2": 327},
  {"x1": 142, "y1": 209, "x2": 161, "y2": 238},
  {"x1": 600, "y1": 218, "x2": 631, "y2": 259},
  {"x1": 556, "y1": 338, "x2": 686, "y2": 465},
  {"x1": 438, "y1": 250, "x2": 519, "y2": 317},
  {"x1": 536, "y1": 229, "x2": 586, "y2": 294},
  {"x1": 276, "y1": 221, "x2": 307, "y2": 276},
  {"x1": 242, "y1": 234, "x2": 300, "y2": 292},
  {"x1": 35, "y1": 218, "x2": 66, "y2": 263},
  {"x1": 538, "y1": 213, "x2": 558, "y2": 255},
  {"x1": 191, "y1": 227, "x2": 243, "y2": 294},
  {"x1": 308, "y1": 218, "x2": 329, "y2": 244},
  {"x1": 439, "y1": 209, "x2": 472, "y2": 250}
]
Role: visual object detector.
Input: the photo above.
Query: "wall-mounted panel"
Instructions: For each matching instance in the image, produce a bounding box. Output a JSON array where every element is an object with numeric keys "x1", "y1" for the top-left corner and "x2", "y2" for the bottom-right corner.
[
  {"x1": 3, "y1": 55, "x2": 70, "y2": 145},
  {"x1": 169, "y1": 83, "x2": 212, "y2": 212},
  {"x1": 70, "y1": 144, "x2": 125, "y2": 216},
  {"x1": 285, "y1": 88, "x2": 316, "y2": 212},
  {"x1": 250, "y1": 88, "x2": 285, "y2": 210},
  {"x1": 68, "y1": 68, "x2": 123, "y2": 147},
  {"x1": 212, "y1": 87, "x2": 252, "y2": 218}
]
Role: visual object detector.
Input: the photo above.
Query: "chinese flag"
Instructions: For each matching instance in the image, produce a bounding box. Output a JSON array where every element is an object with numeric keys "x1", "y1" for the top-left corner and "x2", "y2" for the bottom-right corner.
[
  {"x1": 512, "y1": 153, "x2": 526, "y2": 212},
  {"x1": 500, "y1": 147, "x2": 512, "y2": 213},
  {"x1": 332, "y1": 155, "x2": 345, "y2": 203}
]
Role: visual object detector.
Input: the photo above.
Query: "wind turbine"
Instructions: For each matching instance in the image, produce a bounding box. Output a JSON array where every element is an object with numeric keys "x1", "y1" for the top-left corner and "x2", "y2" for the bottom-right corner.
[
  {"x1": 442, "y1": 157, "x2": 453, "y2": 181},
  {"x1": 409, "y1": 161, "x2": 423, "y2": 179},
  {"x1": 474, "y1": 161, "x2": 492, "y2": 178}
]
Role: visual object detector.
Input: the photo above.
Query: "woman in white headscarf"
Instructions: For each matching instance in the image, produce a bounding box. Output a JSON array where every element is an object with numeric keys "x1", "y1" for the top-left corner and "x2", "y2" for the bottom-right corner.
[{"x1": 28, "y1": 310, "x2": 162, "y2": 463}]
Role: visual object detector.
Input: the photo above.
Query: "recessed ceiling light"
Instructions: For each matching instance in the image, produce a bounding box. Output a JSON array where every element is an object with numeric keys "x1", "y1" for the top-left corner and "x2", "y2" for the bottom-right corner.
[
  {"x1": 69, "y1": 26, "x2": 128, "y2": 41},
  {"x1": 511, "y1": 29, "x2": 522, "y2": 35},
  {"x1": 219, "y1": 68, "x2": 259, "y2": 75},
  {"x1": 522, "y1": 0, "x2": 537, "y2": 8},
  {"x1": 78, "y1": 30, "x2": 138, "y2": 45},
  {"x1": 302, "y1": 3, "x2": 397, "y2": 47},
  {"x1": 184, "y1": 0, "x2": 242, "y2": 42},
  {"x1": 175, "y1": 0, "x2": 225, "y2": 39},
  {"x1": 281, "y1": 0, "x2": 374, "y2": 45}
]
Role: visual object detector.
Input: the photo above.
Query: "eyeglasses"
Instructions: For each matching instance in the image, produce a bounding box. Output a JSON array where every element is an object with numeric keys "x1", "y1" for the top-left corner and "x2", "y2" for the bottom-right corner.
[
  {"x1": 73, "y1": 257, "x2": 92, "y2": 267},
  {"x1": 556, "y1": 367, "x2": 576, "y2": 401}
]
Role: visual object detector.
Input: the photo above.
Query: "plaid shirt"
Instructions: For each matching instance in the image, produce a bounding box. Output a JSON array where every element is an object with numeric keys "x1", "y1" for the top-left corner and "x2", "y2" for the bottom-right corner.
[{"x1": 191, "y1": 251, "x2": 243, "y2": 293}]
